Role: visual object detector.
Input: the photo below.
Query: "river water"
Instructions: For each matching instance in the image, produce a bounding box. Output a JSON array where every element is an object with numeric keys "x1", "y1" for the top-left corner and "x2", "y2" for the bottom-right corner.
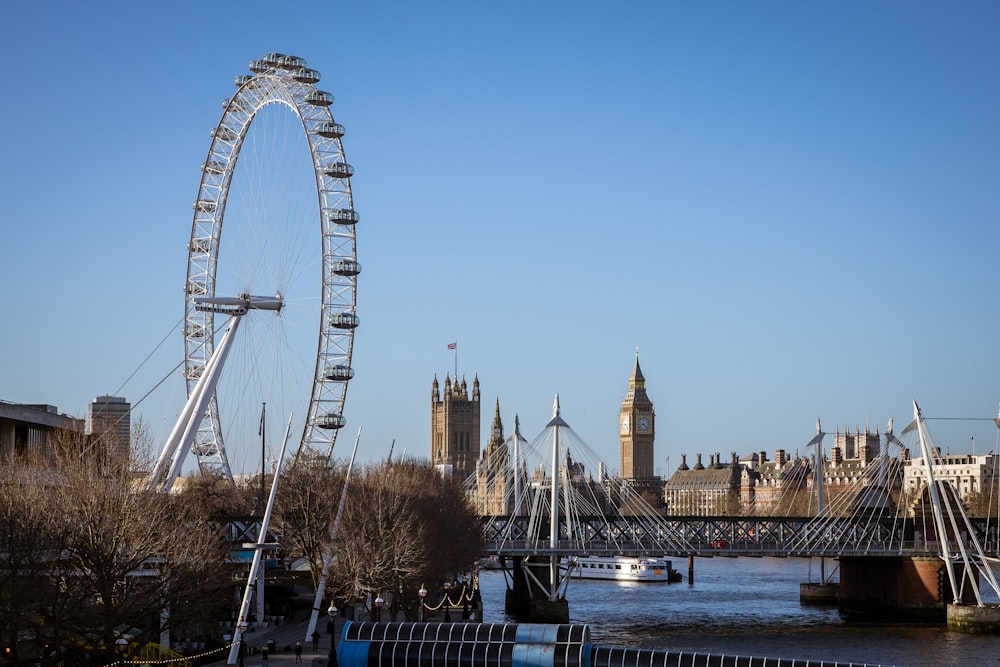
[{"x1": 475, "y1": 557, "x2": 999, "y2": 667}]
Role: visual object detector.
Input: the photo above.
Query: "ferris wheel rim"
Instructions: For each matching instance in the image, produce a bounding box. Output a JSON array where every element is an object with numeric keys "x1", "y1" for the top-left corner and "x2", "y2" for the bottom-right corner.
[{"x1": 182, "y1": 53, "x2": 359, "y2": 480}]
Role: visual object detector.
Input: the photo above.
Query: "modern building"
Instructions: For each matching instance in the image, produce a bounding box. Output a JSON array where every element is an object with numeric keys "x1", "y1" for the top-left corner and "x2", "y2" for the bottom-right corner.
[
  {"x1": 430, "y1": 373, "x2": 480, "y2": 480},
  {"x1": 0, "y1": 401, "x2": 85, "y2": 460},
  {"x1": 87, "y1": 395, "x2": 131, "y2": 452}
]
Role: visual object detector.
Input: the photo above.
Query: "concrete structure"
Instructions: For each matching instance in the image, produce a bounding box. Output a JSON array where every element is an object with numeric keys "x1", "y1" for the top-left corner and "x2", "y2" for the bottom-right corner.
[
  {"x1": 430, "y1": 373, "x2": 480, "y2": 480},
  {"x1": 0, "y1": 400, "x2": 84, "y2": 460},
  {"x1": 839, "y1": 555, "x2": 979, "y2": 621}
]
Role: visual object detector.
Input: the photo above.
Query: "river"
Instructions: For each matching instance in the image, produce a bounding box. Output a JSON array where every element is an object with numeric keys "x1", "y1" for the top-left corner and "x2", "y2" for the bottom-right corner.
[{"x1": 474, "y1": 556, "x2": 999, "y2": 667}]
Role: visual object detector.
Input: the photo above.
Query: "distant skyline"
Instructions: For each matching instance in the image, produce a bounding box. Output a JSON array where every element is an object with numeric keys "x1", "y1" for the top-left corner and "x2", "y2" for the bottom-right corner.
[{"x1": 2, "y1": 2, "x2": 999, "y2": 477}]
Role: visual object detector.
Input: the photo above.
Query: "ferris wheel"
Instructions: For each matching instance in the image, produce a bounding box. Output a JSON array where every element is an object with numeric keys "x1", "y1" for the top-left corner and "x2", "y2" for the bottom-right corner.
[{"x1": 175, "y1": 53, "x2": 359, "y2": 485}]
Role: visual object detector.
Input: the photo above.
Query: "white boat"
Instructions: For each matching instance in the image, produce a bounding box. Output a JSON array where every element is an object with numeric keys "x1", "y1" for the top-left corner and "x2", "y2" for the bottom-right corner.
[{"x1": 560, "y1": 555, "x2": 682, "y2": 583}]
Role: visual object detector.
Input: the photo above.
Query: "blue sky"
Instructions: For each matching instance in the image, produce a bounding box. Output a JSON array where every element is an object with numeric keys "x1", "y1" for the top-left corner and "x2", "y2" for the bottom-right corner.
[{"x1": 2, "y1": 1, "x2": 999, "y2": 477}]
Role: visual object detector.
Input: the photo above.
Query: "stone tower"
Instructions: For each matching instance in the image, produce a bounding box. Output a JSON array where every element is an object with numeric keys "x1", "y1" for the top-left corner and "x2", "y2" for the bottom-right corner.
[
  {"x1": 430, "y1": 372, "x2": 481, "y2": 479},
  {"x1": 619, "y1": 352, "x2": 655, "y2": 480},
  {"x1": 475, "y1": 398, "x2": 510, "y2": 515}
]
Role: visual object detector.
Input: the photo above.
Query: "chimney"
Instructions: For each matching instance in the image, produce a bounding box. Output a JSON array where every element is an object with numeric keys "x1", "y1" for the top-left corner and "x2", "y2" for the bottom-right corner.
[
  {"x1": 694, "y1": 453, "x2": 705, "y2": 470},
  {"x1": 775, "y1": 449, "x2": 787, "y2": 466},
  {"x1": 758, "y1": 451, "x2": 767, "y2": 469},
  {"x1": 678, "y1": 454, "x2": 690, "y2": 471},
  {"x1": 831, "y1": 446, "x2": 842, "y2": 466}
]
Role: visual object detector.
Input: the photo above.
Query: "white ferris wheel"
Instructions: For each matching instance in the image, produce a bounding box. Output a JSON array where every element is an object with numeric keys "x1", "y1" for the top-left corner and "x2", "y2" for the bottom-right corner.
[{"x1": 149, "y1": 53, "x2": 359, "y2": 491}]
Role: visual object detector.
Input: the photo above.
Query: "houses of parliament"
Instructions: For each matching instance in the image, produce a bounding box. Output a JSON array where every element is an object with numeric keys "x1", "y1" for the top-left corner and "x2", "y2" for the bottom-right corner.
[
  {"x1": 430, "y1": 353, "x2": 664, "y2": 510},
  {"x1": 429, "y1": 354, "x2": 999, "y2": 517}
]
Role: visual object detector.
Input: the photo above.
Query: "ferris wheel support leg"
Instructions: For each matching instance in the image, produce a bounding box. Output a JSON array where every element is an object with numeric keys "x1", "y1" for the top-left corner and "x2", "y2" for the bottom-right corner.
[
  {"x1": 148, "y1": 314, "x2": 243, "y2": 492},
  {"x1": 163, "y1": 315, "x2": 244, "y2": 489},
  {"x1": 305, "y1": 427, "x2": 362, "y2": 643},
  {"x1": 228, "y1": 411, "x2": 295, "y2": 665}
]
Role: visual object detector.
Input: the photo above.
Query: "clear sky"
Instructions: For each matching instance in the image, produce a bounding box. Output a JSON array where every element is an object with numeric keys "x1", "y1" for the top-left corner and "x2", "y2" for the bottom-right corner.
[{"x1": 2, "y1": 1, "x2": 999, "y2": 477}]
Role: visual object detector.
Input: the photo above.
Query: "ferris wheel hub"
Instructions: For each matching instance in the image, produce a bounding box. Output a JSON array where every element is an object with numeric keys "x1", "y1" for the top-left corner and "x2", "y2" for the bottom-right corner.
[{"x1": 194, "y1": 293, "x2": 284, "y2": 314}]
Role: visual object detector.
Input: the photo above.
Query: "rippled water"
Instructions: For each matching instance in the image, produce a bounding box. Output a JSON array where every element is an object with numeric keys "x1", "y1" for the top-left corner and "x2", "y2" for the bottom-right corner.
[{"x1": 476, "y1": 557, "x2": 1000, "y2": 667}]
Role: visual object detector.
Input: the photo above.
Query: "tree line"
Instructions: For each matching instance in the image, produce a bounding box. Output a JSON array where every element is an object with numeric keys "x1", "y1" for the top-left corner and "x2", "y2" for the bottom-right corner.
[{"x1": 0, "y1": 428, "x2": 483, "y2": 665}]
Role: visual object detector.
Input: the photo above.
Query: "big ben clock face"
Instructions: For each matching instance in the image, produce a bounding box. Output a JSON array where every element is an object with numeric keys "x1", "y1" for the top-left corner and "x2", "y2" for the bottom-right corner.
[
  {"x1": 620, "y1": 415, "x2": 630, "y2": 433},
  {"x1": 637, "y1": 416, "x2": 650, "y2": 432}
]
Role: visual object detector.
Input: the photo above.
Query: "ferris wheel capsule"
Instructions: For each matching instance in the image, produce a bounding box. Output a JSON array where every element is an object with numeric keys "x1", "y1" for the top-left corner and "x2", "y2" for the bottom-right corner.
[
  {"x1": 293, "y1": 68, "x2": 321, "y2": 84},
  {"x1": 323, "y1": 162, "x2": 354, "y2": 179},
  {"x1": 316, "y1": 122, "x2": 345, "y2": 139},
  {"x1": 305, "y1": 90, "x2": 334, "y2": 106}
]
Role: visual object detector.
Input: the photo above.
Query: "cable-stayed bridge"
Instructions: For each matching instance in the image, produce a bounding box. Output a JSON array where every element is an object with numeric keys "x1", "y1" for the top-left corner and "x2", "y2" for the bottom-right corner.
[{"x1": 471, "y1": 397, "x2": 1000, "y2": 625}]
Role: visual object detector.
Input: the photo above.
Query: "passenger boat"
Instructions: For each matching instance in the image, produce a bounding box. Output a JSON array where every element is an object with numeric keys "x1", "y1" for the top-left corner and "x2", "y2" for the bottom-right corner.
[{"x1": 560, "y1": 555, "x2": 682, "y2": 583}]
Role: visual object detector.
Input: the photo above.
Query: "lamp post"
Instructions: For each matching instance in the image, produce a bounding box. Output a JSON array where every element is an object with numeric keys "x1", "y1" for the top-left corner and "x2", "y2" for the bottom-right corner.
[
  {"x1": 115, "y1": 637, "x2": 128, "y2": 667},
  {"x1": 418, "y1": 584, "x2": 427, "y2": 622},
  {"x1": 235, "y1": 622, "x2": 247, "y2": 666},
  {"x1": 443, "y1": 582, "x2": 452, "y2": 622},
  {"x1": 327, "y1": 603, "x2": 338, "y2": 667},
  {"x1": 461, "y1": 575, "x2": 471, "y2": 620},
  {"x1": 374, "y1": 594, "x2": 385, "y2": 622}
]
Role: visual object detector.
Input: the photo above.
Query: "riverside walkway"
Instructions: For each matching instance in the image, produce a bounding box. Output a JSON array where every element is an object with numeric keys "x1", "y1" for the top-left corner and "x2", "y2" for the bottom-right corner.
[{"x1": 204, "y1": 616, "x2": 342, "y2": 667}]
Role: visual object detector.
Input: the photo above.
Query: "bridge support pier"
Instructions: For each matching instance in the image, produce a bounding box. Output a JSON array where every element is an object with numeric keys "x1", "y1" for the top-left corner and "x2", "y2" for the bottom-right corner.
[
  {"x1": 503, "y1": 556, "x2": 569, "y2": 622},
  {"x1": 948, "y1": 603, "x2": 1000, "y2": 634},
  {"x1": 838, "y1": 556, "x2": 978, "y2": 621},
  {"x1": 799, "y1": 582, "x2": 838, "y2": 605}
]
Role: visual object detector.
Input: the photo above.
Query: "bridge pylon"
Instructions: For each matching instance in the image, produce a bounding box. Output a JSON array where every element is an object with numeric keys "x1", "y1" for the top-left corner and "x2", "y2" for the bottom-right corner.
[{"x1": 503, "y1": 555, "x2": 570, "y2": 622}]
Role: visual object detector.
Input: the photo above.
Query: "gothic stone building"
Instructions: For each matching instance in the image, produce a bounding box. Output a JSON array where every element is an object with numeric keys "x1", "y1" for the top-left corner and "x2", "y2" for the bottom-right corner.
[{"x1": 430, "y1": 373, "x2": 480, "y2": 480}]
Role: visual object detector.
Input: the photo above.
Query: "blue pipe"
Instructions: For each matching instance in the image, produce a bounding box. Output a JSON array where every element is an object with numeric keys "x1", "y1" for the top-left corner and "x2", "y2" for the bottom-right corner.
[{"x1": 337, "y1": 622, "x2": 892, "y2": 667}]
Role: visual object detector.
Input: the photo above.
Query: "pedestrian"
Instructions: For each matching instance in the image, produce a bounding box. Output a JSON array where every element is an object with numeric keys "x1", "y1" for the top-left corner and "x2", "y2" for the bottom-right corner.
[
  {"x1": 294, "y1": 640, "x2": 303, "y2": 663},
  {"x1": 311, "y1": 629, "x2": 321, "y2": 651}
]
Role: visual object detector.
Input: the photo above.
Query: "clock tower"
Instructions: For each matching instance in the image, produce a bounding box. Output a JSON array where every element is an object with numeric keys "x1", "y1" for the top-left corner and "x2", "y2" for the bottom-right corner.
[{"x1": 619, "y1": 351, "x2": 655, "y2": 480}]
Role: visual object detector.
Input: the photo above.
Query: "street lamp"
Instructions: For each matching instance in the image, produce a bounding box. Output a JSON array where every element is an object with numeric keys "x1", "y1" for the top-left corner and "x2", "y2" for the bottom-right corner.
[
  {"x1": 115, "y1": 637, "x2": 128, "y2": 667},
  {"x1": 235, "y1": 622, "x2": 248, "y2": 664},
  {"x1": 418, "y1": 584, "x2": 427, "y2": 622},
  {"x1": 374, "y1": 594, "x2": 385, "y2": 622},
  {"x1": 442, "y1": 582, "x2": 452, "y2": 622}
]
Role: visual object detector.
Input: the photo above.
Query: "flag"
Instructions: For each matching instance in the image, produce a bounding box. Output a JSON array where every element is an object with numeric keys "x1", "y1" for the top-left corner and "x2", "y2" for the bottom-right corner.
[{"x1": 447, "y1": 341, "x2": 457, "y2": 350}]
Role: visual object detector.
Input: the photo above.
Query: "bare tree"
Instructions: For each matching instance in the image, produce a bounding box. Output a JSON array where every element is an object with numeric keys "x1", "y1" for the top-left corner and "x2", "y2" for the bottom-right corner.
[
  {"x1": 0, "y1": 455, "x2": 61, "y2": 664},
  {"x1": 327, "y1": 459, "x2": 484, "y2": 619},
  {"x1": 274, "y1": 462, "x2": 341, "y2": 588},
  {"x1": 28, "y1": 430, "x2": 230, "y2": 663}
]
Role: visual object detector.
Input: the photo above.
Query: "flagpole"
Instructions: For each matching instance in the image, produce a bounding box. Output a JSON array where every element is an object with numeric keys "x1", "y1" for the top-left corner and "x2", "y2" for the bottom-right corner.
[
  {"x1": 259, "y1": 402, "x2": 266, "y2": 504},
  {"x1": 453, "y1": 340, "x2": 458, "y2": 379}
]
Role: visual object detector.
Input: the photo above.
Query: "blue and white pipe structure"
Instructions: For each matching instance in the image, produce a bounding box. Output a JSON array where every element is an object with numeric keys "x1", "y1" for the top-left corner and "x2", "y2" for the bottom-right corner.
[{"x1": 336, "y1": 622, "x2": 893, "y2": 667}]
